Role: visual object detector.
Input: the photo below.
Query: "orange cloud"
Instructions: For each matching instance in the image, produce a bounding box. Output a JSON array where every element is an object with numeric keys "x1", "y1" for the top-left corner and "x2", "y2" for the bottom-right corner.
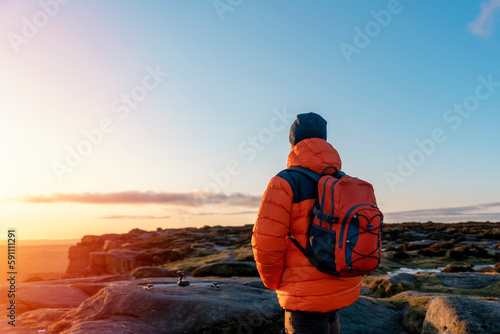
[{"x1": 99, "y1": 215, "x2": 171, "y2": 220}]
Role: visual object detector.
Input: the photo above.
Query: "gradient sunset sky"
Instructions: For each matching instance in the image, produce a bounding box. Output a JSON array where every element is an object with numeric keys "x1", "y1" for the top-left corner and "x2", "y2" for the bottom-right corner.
[{"x1": 1, "y1": 0, "x2": 499, "y2": 240}]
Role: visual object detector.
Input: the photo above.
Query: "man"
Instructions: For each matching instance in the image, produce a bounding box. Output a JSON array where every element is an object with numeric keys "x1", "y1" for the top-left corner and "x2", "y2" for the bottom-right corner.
[{"x1": 252, "y1": 112, "x2": 361, "y2": 334}]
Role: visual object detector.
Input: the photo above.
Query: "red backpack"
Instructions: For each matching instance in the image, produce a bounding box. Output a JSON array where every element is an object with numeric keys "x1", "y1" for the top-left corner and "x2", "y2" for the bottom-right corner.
[{"x1": 288, "y1": 166, "x2": 383, "y2": 276}]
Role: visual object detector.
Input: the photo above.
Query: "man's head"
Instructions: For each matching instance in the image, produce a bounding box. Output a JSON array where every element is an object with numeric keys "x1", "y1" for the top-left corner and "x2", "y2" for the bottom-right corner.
[{"x1": 289, "y1": 112, "x2": 327, "y2": 147}]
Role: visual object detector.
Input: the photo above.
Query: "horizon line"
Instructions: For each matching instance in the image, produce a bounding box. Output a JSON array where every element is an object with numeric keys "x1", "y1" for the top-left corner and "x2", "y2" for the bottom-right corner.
[{"x1": 0, "y1": 220, "x2": 497, "y2": 242}]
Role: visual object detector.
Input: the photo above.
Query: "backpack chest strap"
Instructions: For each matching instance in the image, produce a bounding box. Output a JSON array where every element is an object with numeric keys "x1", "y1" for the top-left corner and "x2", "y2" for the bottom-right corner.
[{"x1": 313, "y1": 206, "x2": 338, "y2": 224}]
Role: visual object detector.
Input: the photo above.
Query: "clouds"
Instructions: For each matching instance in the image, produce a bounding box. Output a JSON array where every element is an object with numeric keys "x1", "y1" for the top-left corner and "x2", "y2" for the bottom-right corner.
[
  {"x1": 97, "y1": 210, "x2": 258, "y2": 220},
  {"x1": 21, "y1": 190, "x2": 261, "y2": 223},
  {"x1": 22, "y1": 192, "x2": 499, "y2": 223},
  {"x1": 24, "y1": 190, "x2": 261, "y2": 208},
  {"x1": 385, "y1": 202, "x2": 500, "y2": 223},
  {"x1": 469, "y1": 0, "x2": 500, "y2": 37},
  {"x1": 99, "y1": 215, "x2": 171, "y2": 220},
  {"x1": 175, "y1": 209, "x2": 258, "y2": 217}
]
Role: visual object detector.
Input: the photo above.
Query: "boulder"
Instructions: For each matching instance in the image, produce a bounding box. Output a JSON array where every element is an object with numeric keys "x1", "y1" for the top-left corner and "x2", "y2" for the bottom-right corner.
[
  {"x1": 68, "y1": 245, "x2": 92, "y2": 260},
  {"x1": 338, "y1": 297, "x2": 405, "y2": 334},
  {"x1": 433, "y1": 272, "x2": 500, "y2": 289},
  {"x1": 387, "y1": 272, "x2": 416, "y2": 284},
  {"x1": 192, "y1": 262, "x2": 259, "y2": 277},
  {"x1": 67, "y1": 245, "x2": 92, "y2": 274},
  {"x1": 90, "y1": 251, "x2": 108, "y2": 266},
  {"x1": 448, "y1": 244, "x2": 490, "y2": 259},
  {"x1": 104, "y1": 249, "x2": 144, "y2": 274},
  {"x1": 422, "y1": 296, "x2": 500, "y2": 334},
  {"x1": 66, "y1": 258, "x2": 89, "y2": 275},
  {"x1": 441, "y1": 264, "x2": 474, "y2": 273},
  {"x1": 89, "y1": 252, "x2": 109, "y2": 275},
  {"x1": 131, "y1": 266, "x2": 178, "y2": 278}
]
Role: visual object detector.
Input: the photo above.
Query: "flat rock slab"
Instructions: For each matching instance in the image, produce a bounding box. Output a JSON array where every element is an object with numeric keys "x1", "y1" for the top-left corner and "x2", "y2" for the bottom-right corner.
[
  {"x1": 19, "y1": 279, "x2": 282, "y2": 334},
  {"x1": 63, "y1": 317, "x2": 162, "y2": 334},
  {"x1": 18, "y1": 307, "x2": 73, "y2": 331},
  {"x1": 422, "y1": 296, "x2": 500, "y2": 334},
  {"x1": 387, "y1": 272, "x2": 416, "y2": 284},
  {"x1": 433, "y1": 273, "x2": 500, "y2": 289},
  {"x1": 339, "y1": 297, "x2": 405, "y2": 334},
  {"x1": 17, "y1": 285, "x2": 90, "y2": 310},
  {"x1": 12, "y1": 278, "x2": 408, "y2": 334},
  {"x1": 29, "y1": 274, "x2": 134, "y2": 286}
]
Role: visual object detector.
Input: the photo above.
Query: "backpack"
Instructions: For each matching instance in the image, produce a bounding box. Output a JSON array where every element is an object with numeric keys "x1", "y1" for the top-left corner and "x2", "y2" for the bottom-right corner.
[{"x1": 287, "y1": 166, "x2": 383, "y2": 276}]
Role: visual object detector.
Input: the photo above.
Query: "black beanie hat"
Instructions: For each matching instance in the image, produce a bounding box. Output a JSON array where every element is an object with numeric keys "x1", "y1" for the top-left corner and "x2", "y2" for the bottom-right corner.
[{"x1": 289, "y1": 112, "x2": 327, "y2": 146}]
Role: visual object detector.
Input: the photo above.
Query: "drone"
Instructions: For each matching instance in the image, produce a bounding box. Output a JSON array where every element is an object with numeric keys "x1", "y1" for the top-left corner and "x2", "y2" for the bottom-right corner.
[{"x1": 142, "y1": 271, "x2": 219, "y2": 291}]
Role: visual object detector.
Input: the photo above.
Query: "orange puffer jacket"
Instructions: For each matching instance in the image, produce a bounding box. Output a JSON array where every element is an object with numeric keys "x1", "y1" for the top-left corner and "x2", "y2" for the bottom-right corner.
[{"x1": 252, "y1": 138, "x2": 361, "y2": 312}]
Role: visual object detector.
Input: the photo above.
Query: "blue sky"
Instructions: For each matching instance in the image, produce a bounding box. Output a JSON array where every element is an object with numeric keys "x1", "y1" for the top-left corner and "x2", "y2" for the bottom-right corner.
[{"x1": 1, "y1": 0, "x2": 499, "y2": 239}]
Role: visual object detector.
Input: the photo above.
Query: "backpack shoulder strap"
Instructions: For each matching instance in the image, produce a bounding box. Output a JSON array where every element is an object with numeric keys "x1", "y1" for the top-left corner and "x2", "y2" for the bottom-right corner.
[
  {"x1": 288, "y1": 234, "x2": 307, "y2": 254},
  {"x1": 286, "y1": 166, "x2": 321, "y2": 181},
  {"x1": 287, "y1": 166, "x2": 346, "y2": 180},
  {"x1": 285, "y1": 166, "x2": 319, "y2": 257}
]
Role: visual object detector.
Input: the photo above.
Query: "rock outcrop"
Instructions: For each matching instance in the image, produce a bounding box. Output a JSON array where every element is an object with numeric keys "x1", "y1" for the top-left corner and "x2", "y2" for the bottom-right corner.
[
  {"x1": 433, "y1": 272, "x2": 500, "y2": 289},
  {"x1": 65, "y1": 222, "x2": 499, "y2": 278},
  {"x1": 2, "y1": 269, "x2": 499, "y2": 334},
  {"x1": 65, "y1": 225, "x2": 255, "y2": 277},
  {"x1": 8, "y1": 276, "x2": 410, "y2": 334},
  {"x1": 422, "y1": 296, "x2": 500, "y2": 334},
  {"x1": 39, "y1": 222, "x2": 498, "y2": 333}
]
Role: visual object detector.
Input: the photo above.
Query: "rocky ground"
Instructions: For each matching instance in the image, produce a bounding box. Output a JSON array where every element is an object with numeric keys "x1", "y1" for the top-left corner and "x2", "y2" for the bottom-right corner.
[{"x1": 2, "y1": 222, "x2": 499, "y2": 333}]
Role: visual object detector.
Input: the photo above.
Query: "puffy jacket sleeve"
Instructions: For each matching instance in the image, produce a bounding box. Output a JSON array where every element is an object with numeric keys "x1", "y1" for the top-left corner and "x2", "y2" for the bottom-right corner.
[{"x1": 252, "y1": 175, "x2": 293, "y2": 290}]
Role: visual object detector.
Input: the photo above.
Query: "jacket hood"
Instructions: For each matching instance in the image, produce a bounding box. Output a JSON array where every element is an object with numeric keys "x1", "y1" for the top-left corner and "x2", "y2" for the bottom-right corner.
[{"x1": 287, "y1": 138, "x2": 341, "y2": 175}]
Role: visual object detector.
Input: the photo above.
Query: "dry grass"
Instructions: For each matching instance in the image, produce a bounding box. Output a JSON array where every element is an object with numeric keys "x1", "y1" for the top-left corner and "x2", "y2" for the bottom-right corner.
[{"x1": 387, "y1": 296, "x2": 430, "y2": 334}]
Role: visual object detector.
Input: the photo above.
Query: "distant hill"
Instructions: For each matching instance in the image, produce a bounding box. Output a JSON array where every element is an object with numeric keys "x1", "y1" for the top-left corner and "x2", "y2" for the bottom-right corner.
[{"x1": 0, "y1": 240, "x2": 76, "y2": 284}]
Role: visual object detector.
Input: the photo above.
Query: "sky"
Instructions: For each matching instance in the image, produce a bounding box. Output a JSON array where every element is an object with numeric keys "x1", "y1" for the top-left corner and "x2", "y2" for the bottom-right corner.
[{"x1": 1, "y1": 0, "x2": 499, "y2": 240}]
